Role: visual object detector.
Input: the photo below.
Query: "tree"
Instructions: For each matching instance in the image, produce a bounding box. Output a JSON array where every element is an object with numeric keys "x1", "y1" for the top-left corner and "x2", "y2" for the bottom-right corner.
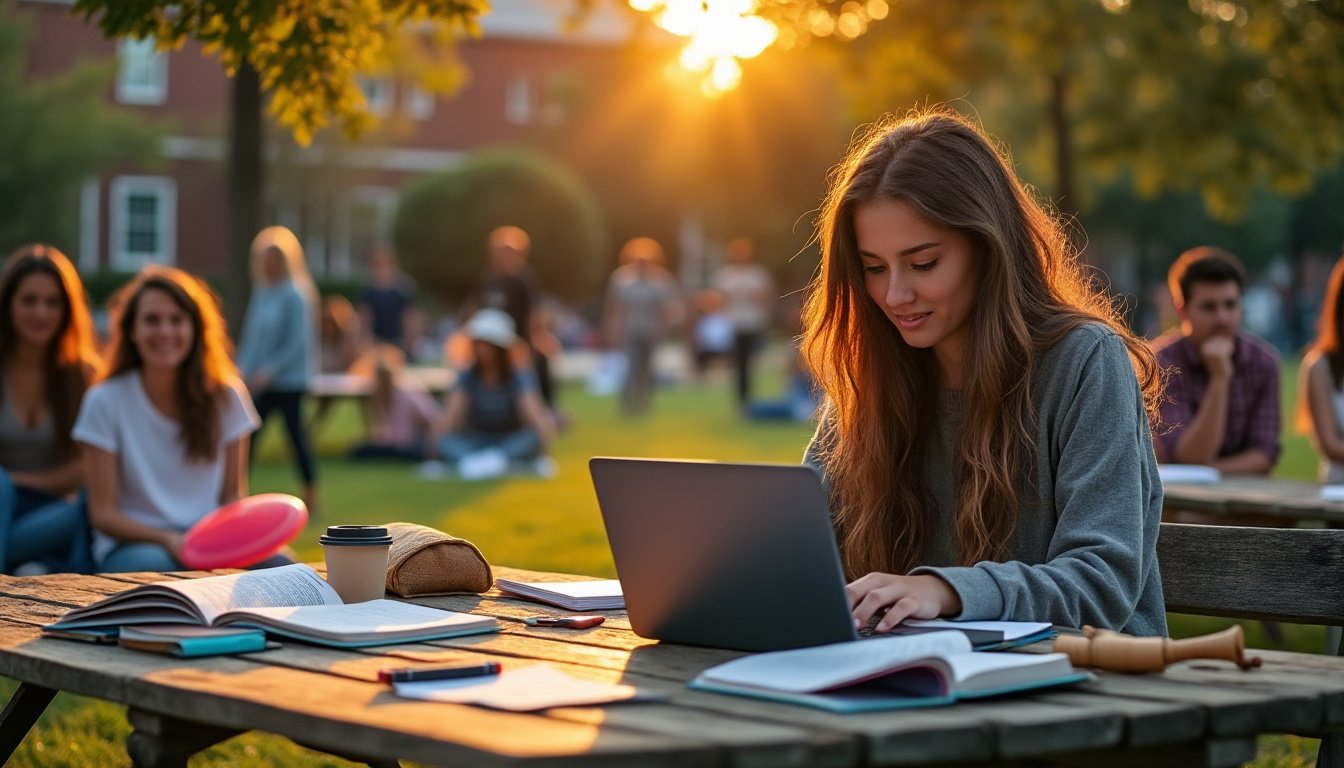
[
  {"x1": 0, "y1": 2, "x2": 158, "y2": 255},
  {"x1": 394, "y1": 147, "x2": 609, "y2": 300},
  {"x1": 70, "y1": 0, "x2": 487, "y2": 323}
]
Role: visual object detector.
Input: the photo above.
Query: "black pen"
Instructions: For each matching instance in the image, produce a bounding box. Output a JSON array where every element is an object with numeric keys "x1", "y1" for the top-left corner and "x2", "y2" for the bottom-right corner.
[{"x1": 379, "y1": 661, "x2": 501, "y2": 684}]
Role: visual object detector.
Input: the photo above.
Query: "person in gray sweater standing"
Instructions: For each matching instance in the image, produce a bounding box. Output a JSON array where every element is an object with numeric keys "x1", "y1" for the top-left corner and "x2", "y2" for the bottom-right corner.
[
  {"x1": 801, "y1": 110, "x2": 1166, "y2": 636},
  {"x1": 238, "y1": 226, "x2": 319, "y2": 516}
]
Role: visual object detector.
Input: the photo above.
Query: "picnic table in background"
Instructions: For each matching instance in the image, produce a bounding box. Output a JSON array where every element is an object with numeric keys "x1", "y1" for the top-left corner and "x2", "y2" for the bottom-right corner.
[
  {"x1": 1161, "y1": 476, "x2": 1344, "y2": 527},
  {"x1": 2, "y1": 566, "x2": 1344, "y2": 767},
  {"x1": 308, "y1": 367, "x2": 456, "y2": 434}
]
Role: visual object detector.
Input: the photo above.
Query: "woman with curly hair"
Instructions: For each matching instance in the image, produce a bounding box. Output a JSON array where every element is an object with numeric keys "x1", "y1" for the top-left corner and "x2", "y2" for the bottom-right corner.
[
  {"x1": 803, "y1": 109, "x2": 1166, "y2": 635},
  {"x1": 0, "y1": 244, "x2": 99, "y2": 573},
  {"x1": 74, "y1": 266, "x2": 287, "y2": 571}
]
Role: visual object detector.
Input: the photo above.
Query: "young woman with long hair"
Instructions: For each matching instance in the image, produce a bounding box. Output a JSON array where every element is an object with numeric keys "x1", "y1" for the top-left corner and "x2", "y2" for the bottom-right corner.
[
  {"x1": 237, "y1": 226, "x2": 319, "y2": 515},
  {"x1": 347, "y1": 343, "x2": 441, "y2": 462},
  {"x1": 802, "y1": 110, "x2": 1166, "y2": 635},
  {"x1": 73, "y1": 266, "x2": 286, "y2": 572},
  {"x1": 0, "y1": 244, "x2": 99, "y2": 572},
  {"x1": 1299, "y1": 252, "x2": 1344, "y2": 483},
  {"x1": 434, "y1": 308, "x2": 555, "y2": 478}
]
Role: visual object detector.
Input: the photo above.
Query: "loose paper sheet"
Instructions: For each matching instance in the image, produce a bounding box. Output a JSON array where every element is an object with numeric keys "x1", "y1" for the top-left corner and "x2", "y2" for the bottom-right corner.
[{"x1": 393, "y1": 665, "x2": 654, "y2": 711}]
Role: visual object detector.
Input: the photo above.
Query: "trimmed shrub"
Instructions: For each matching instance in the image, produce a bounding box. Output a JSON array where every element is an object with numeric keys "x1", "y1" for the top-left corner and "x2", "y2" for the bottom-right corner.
[{"x1": 393, "y1": 147, "x2": 609, "y2": 301}]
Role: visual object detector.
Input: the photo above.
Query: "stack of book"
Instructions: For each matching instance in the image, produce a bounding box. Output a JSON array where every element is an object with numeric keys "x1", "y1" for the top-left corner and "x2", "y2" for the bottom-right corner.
[{"x1": 494, "y1": 578, "x2": 624, "y2": 611}]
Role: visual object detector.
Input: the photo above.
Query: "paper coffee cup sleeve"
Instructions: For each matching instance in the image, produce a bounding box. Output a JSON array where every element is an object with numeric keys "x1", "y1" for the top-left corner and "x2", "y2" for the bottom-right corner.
[{"x1": 384, "y1": 522, "x2": 493, "y2": 597}]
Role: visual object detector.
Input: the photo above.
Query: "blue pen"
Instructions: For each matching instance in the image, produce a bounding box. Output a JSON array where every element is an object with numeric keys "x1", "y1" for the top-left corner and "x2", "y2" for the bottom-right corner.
[{"x1": 379, "y1": 661, "x2": 501, "y2": 684}]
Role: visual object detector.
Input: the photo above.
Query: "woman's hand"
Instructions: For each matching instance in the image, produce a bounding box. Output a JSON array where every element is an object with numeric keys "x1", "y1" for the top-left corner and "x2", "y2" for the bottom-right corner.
[{"x1": 845, "y1": 573, "x2": 963, "y2": 633}]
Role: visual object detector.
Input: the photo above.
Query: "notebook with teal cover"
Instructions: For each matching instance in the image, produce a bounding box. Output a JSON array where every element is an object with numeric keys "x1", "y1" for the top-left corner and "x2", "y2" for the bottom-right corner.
[
  {"x1": 117, "y1": 625, "x2": 271, "y2": 657},
  {"x1": 688, "y1": 631, "x2": 1088, "y2": 713}
]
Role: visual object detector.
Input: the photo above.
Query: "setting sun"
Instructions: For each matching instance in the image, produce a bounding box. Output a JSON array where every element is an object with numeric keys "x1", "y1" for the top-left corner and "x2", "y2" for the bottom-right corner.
[{"x1": 629, "y1": 0, "x2": 778, "y2": 96}]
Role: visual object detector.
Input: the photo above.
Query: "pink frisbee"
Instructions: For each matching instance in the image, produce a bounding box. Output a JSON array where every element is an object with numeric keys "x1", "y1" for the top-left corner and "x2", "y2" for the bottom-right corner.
[{"x1": 180, "y1": 493, "x2": 308, "y2": 569}]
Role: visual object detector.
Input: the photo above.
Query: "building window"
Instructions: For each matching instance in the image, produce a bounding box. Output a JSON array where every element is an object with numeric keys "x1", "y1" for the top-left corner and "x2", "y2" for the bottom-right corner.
[
  {"x1": 116, "y1": 37, "x2": 167, "y2": 105},
  {"x1": 406, "y1": 85, "x2": 435, "y2": 121},
  {"x1": 359, "y1": 77, "x2": 393, "y2": 117},
  {"x1": 506, "y1": 76, "x2": 532, "y2": 125},
  {"x1": 334, "y1": 187, "x2": 397, "y2": 277},
  {"x1": 110, "y1": 176, "x2": 176, "y2": 269}
]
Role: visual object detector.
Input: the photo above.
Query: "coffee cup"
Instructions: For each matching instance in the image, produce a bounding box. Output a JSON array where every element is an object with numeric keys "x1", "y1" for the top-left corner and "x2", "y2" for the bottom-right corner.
[{"x1": 320, "y1": 525, "x2": 393, "y2": 603}]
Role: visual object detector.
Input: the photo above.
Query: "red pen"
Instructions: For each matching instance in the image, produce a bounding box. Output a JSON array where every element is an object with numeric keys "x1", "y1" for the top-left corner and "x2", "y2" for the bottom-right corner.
[
  {"x1": 523, "y1": 615, "x2": 605, "y2": 629},
  {"x1": 378, "y1": 661, "x2": 501, "y2": 684}
]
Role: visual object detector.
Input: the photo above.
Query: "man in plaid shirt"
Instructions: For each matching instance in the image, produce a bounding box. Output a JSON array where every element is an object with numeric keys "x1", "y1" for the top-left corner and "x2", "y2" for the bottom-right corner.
[{"x1": 1152, "y1": 246, "x2": 1281, "y2": 474}]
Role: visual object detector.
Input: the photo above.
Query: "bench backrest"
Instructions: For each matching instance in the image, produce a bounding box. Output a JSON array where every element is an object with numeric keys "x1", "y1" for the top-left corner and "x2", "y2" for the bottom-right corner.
[{"x1": 1158, "y1": 522, "x2": 1344, "y2": 628}]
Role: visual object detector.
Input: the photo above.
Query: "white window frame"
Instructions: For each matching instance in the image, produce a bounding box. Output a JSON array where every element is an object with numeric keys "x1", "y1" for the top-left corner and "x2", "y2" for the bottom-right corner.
[
  {"x1": 333, "y1": 186, "x2": 397, "y2": 277},
  {"x1": 116, "y1": 37, "x2": 167, "y2": 105},
  {"x1": 110, "y1": 175, "x2": 177, "y2": 269},
  {"x1": 358, "y1": 77, "x2": 393, "y2": 117},
  {"x1": 506, "y1": 75, "x2": 533, "y2": 125},
  {"x1": 406, "y1": 85, "x2": 435, "y2": 121}
]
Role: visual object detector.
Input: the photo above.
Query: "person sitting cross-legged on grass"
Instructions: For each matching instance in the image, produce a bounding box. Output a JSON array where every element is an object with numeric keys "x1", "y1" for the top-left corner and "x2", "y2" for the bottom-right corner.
[{"x1": 432, "y1": 309, "x2": 555, "y2": 479}]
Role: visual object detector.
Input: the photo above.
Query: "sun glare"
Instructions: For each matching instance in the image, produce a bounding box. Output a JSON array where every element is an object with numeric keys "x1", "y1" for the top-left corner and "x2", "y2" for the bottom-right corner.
[{"x1": 632, "y1": 0, "x2": 779, "y2": 97}]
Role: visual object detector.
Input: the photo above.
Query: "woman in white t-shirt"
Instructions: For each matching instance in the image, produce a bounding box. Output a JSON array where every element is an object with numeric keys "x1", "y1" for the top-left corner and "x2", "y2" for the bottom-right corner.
[{"x1": 73, "y1": 266, "x2": 283, "y2": 572}]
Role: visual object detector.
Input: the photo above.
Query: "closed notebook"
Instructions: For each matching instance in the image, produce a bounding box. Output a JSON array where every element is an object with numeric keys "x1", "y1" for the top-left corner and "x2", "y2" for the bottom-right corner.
[
  {"x1": 889, "y1": 619, "x2": 1055, "y2": 651},
  {"x1": 494, "y1": 578, "x2": 624, "y2": 611},
  {"x1": 689, "y1": 631, "x2": 1087, "y2": 713},
  {"x1": 117, "y1": 625, "x2": 271, "y2": 657}
]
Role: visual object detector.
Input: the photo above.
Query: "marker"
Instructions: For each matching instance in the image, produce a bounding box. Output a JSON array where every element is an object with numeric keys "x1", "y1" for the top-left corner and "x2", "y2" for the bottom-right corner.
[
  {"x1": 378, "y1": 661, "x2": 501, "y2": 684},
  {"x1": 523, "y1": 615, "x2": 605, "y2": 629}
]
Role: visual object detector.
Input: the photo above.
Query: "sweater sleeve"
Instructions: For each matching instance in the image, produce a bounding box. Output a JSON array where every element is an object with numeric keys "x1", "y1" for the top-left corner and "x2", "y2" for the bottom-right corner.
[
  {"x1": 253, "y1": 287, "x2": 312, "y2": 381},
  {"x1": 912, "y1": 331, "x2": 1162, "y2": 630}
]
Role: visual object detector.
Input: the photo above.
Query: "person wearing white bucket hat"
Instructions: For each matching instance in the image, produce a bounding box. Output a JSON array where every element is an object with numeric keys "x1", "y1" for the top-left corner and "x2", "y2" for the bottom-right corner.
[{"x1": 432, "y1": 309, "x2": 555, "y2": 479}]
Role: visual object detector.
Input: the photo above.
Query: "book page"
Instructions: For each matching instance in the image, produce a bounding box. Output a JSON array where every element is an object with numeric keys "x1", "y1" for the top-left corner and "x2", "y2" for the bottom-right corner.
[
  {"x1": 944, "y1": 651, "x2": 1076, "y2": 694},
  {"x1": 901, "y1": 619, "x2": 1052, "y2": 642},
  {"x1": 216, "y1": 598, "x2": 493, "y2": 641},
  {"x1": 168, "y1": 564, "x2": 342, "y2": 624},
  {"x1": 698, "y1": 631, "x2": 970, "y2": 693}
]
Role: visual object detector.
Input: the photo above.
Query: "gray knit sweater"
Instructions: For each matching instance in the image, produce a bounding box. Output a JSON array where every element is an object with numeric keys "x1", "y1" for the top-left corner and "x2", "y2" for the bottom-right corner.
[{"x1": 806, "y1": 323, "x2": 1167, "y2": 636}]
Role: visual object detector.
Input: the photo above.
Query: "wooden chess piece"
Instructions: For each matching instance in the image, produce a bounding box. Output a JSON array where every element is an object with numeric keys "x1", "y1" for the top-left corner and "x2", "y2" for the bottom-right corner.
[{"x1": 1054, "y1": 624, "x2": 1262, "y2": 672}]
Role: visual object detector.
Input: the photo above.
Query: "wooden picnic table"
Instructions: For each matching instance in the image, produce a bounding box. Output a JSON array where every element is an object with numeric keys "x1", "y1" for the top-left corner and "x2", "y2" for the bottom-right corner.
[
  {"x1": 2, "y1": 565, "x2": 1343, "y2": 767},
  {"x1": 1162, "y1": 475, "x2": 1344, "y2": 526}
]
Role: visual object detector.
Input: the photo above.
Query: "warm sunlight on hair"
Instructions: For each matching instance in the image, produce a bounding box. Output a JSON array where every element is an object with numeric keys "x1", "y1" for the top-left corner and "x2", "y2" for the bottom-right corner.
[{"x1": 630, "y1": 0, "x2": 778, "y2": 96}]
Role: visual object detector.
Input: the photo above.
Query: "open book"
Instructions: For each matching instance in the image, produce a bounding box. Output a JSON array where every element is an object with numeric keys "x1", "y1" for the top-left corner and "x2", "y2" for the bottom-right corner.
[
  {"x1": 46, "y1": 563, "x2": 498, "y2": 648},
  {"x1": 494, "y1": 578, "x2": 624, "y2": 611},
  {"x1": 690, "y1": 631, "x2": 1087, "y2": 713}
]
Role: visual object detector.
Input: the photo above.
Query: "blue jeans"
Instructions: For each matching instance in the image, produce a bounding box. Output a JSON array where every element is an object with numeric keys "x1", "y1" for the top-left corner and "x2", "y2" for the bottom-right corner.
[
  {"x1": 100, "y1": 541, "x2": 295, "y2": 573},
  {"x1": 437, "y1": 430, "x2": 542, "y2": 463},
  {"x1": 0, "y1": 468, "x2": 92, "y2": 574}
]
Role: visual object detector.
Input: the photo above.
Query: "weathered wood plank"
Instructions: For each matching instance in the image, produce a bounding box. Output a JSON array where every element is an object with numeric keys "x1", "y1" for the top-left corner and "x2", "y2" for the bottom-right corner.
[
  {"x1": 1158, "y1": 523, "x2": 1344, "y2": 625},
  {"x1": 1075, "y1": 670, "x2": 1321, "y2": 736},
  {"x1": 1030, "y1": 688, "x2": 1206, "y2": 747},
  {"x1": 1051, "y1": 737, "x2": 1258, "y2": 768}
]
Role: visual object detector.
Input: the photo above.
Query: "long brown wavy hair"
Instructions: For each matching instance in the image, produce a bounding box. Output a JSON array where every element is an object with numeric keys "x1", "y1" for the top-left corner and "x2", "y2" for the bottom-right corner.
[
  {"x1": 101, "y1": 266, "x2": 238, "y2": 461},
  {"x1": 1297, "y1": 254, "x2": 1344, "y2": 432},
  {"x1": 802, "y1": 109, "x2": 1162, "y2": 579},
  {"x1": 0, "y1": 244, "x2": 100, "y2": 459}
]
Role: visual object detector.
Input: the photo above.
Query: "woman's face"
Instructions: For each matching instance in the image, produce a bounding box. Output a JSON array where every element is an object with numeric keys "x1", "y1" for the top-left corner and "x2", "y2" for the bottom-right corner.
[
  {"x1": 261, "y1": 247, "x2": 286, "y2": 282},
  {"x1": 854, "y1": 197, "x2": 979, "y2": 386},
  {"x1": 130, "y1": 288, "x2": 195, "y2": 373},
  {"x1": 9, "y1": 272, "x2": 66, "y2": 351}
]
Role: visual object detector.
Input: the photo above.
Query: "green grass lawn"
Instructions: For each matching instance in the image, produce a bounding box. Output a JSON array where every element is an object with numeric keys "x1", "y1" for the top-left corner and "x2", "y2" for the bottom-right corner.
[{"x1": 2, "y1": 357, "x2": 1328, "y2": 766}]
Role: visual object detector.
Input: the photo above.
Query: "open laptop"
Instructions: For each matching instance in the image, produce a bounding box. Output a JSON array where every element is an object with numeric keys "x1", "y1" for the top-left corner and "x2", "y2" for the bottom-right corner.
[{"x1": 589, "y1": 456, "x2": 860, "y2": 652}]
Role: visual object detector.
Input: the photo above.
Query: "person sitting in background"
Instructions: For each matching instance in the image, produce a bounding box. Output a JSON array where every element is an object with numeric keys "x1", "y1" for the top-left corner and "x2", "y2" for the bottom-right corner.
[
  {"x1": 74, "y1": 266, "x2": 290, "y2": 572},
  {"x1": 690, "y1": 288, "x2": 733, "y2": 380},
  {"x1": 434, "y1": 309, "x2": 555, "y2": 479},
  {"x1": 1299, "y1": 249, "x2": 1344, "y2": 484},
  {"x1": 1152, "y1": 246, "x2": 1280, "y2": 474},
  {"x1": 319, "y1": 294, "x2": 361, "y2": 375},
  {"x1": 0, "y1": 244, "x2": 98, "y2": 574},
  {"x1": 347, "y1": 343, "x2": 441, "y2": 462}
]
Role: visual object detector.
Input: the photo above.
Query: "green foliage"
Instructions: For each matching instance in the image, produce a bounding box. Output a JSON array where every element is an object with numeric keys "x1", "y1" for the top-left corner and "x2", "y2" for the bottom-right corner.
[
  {"x1": 0, "y1": 3, "x2": 159, "y2": 252},
  {"x1": 823, "y1": 0, "x2": 1344, "y2": 223},
  {"x1": 81, "y1": 270, "x2": 138, "y2": 307},
  {"x1": 393, "y1": 147, "x2": 610, "y2": 301},
  {"x1": 71, "y1": 0, "x2": 487, "y2": 145}
]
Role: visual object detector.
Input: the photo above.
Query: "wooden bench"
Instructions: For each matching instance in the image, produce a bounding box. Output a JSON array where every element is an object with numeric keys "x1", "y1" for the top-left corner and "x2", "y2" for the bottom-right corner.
[{"x1": 1158, "y1": 522, "x2": 1344, "y2": 767}]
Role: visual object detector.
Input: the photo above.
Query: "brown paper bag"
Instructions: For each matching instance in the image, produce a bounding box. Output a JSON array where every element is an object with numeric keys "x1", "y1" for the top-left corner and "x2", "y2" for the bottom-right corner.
[{"x1": 384, "y1": 522, "x2": 493, "y2": 597}]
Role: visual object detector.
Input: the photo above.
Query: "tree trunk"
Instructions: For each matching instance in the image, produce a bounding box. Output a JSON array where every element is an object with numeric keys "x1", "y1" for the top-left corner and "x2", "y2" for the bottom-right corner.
[
  {"x1": 226, "y1": 62, "x2": 262, "y2": 331},
  {"x1": 1049, "y1": 70, "x2": 1076, "y2": 221}
]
